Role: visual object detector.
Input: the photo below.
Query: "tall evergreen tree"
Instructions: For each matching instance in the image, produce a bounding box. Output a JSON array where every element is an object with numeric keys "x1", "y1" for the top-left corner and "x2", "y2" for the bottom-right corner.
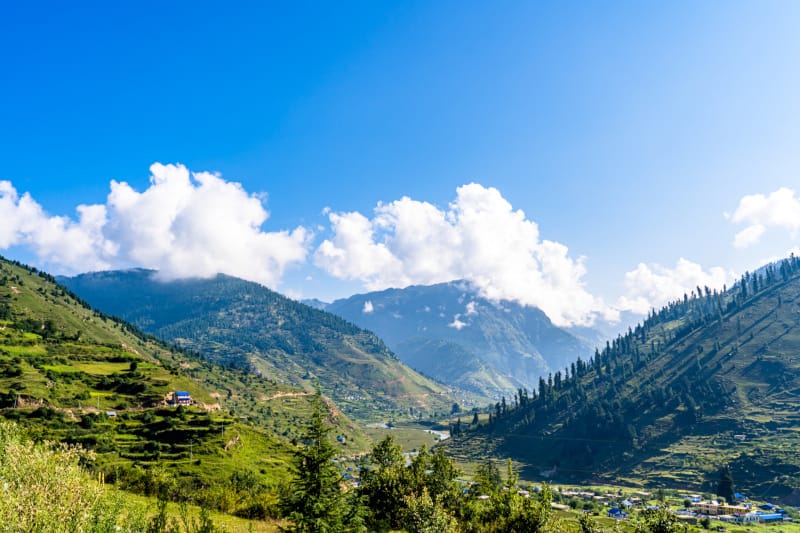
[
  {"x1": 716, "y1": 465, "x2": 735, "y2": 504},
  {"x1": 281, "y1": 386, "x2": 356, "y2": 533},
  {"x1": 359, "y1": 435, "x2": 407, "y2": 531}
]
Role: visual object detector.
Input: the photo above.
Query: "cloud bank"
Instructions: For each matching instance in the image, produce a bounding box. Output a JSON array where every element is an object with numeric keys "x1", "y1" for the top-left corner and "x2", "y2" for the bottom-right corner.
[
  {"x1": 730, "y1": 187, "x2": 800, "y2": 248},
  {"x1": 0, "y1": 163, "x2": 309, "y2": 287},
  {"x1": 617, "y1": 258, "x2": 732, "y2": 315},
  {"x1": 314, "y1": 183, "x2": 613, "y2": 327}
]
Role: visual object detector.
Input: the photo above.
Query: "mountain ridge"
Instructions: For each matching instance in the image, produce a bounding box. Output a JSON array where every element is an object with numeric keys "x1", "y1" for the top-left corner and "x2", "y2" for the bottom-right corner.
[
  {"x1": 60, "y1": 269, "x2": 461, "y2": 421},
  {"x1": 447, "y1": 256, "x2": 800, "y2": 500},
  {"x1": 325, "y1": 280, "x2": 599, "y2": 398}
]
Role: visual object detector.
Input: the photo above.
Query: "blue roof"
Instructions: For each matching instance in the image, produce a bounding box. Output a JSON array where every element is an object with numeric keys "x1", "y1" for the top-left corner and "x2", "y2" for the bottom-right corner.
[
  {"x1": 176, "y1": 391, "x2": 191, "y2": 396},
  {"x1": 759, "y1": 513, "x2": 783, "y2": 520}
]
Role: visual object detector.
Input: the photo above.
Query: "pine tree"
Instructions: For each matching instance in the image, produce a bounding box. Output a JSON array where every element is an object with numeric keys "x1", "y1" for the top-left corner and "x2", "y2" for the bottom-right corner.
[
  {"x1": 281, "y1": 386, "x2": 354, "y2": 533},
  {"x1": 360, "y1": 435, "x2": 407, "y2": 530},
  {"x1": 716, "y1": 465, "x2": 735, "y2": 504}
]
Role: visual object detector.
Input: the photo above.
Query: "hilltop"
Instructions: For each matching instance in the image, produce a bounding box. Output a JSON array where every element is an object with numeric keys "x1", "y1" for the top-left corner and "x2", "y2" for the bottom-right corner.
[
  {"x1": 61, "y1": 270, "x2": 461, "y2": 421},
  {"x1": 448, "y1": 257, "x2": 800, "y2": 501},
  {"x1": 326, "y1": 281, "x2": 597, "y2": 398}
]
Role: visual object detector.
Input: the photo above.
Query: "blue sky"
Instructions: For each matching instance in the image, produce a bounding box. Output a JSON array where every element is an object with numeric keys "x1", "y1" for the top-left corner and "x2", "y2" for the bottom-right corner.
[{"x1": 2, "y1": 1, "x2": 800, "y2": 326}]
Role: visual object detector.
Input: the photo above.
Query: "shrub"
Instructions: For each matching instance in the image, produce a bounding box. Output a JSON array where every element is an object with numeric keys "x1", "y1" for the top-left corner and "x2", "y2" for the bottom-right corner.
[{"x1": 0, "y1": 421, "x2": 132, "y2": 532}]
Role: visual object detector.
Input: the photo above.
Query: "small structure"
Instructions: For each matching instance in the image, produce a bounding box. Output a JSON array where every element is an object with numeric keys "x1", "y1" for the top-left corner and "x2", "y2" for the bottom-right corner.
[
  {"x1": 172, "y1": 391, "x2": 193, "y2": 406},
  {"x1": 733, "y1": 512, "x2": 759, "y2": 524},
  {"x1": 758, "y1": 513, "x2": 784, "y2": 523},
  {"x1": 608, "y1": 508, "x2": 628, "y2": 520},
  {"x1": 692, "y1": 500, "x2": 748, "y2": 516}
]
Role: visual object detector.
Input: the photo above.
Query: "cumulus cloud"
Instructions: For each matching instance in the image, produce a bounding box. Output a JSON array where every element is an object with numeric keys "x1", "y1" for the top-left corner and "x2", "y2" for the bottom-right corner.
[
  {"x1": 617, "y1": 258, "x2": 733, "y2": 315},
  {"x1": 729, "y1": 187, "x2": 800, "y2": 248},
  {"x1": 0, "y1": 163, "x2": 310, "y2": 287},
  {"x1": 314, "y1": 183, "x2": 613, "y2": 327},
  {"x1": 362, "y1": 300, "x2": 374, "y2": 314},
  {"x1": 0, "y1": 181, "x2": 115, "y2": 271}
]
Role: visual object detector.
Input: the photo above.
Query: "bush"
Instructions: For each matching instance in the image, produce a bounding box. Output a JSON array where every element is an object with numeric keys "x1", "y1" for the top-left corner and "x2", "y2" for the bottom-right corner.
[{"x1": 0, "y1": 421, "x2": 133, "y2": 532}]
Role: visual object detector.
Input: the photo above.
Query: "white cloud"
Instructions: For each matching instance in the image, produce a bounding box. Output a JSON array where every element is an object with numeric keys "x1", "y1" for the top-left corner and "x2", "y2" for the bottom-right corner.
[
  {"x1": 733, "y1": 224, "x2": 765, "y2": 249},
  {"x1": 0, "y1": 164, "x2": 310, "y2": 287},
  {"x1": 465, "y1": 301, "x2": 477, "y2": 315},
  {"x1": 362, "y1": 300, "x2": 374, "y2": 314},
  {"x1": 617, "y1": 258, "x2": 733, "y2": 315},
  {"x1": 314, "y1": 183, "x2": 614, "y2": 327},
  {"x1": 0, "y1": 181, "x2": 115, "y2": 272},
  {"x1": 448, "y1": 314, "x2": 467, "y2": 330},
  {"x1": 729, "y1": 187, "x2": 800, "y2": 248}
]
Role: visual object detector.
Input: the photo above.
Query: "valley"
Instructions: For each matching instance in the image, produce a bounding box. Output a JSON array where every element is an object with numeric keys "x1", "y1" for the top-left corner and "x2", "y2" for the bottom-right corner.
[{"x1": 2, "y1": 254, "x2": 800, "y2": 531}]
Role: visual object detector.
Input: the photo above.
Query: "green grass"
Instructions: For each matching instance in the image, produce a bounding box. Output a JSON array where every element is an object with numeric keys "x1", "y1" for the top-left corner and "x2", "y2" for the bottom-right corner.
[
  {"x1": 0, "y1": 256, "x2": 377, "y2": 523},
  {"x1": 364, "y1": 422, "x2": 447, "y2": 452}
]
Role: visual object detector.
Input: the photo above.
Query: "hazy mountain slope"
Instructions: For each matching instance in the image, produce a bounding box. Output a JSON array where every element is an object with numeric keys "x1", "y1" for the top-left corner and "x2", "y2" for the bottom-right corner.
[
  {"x1": 0, "y1": 255, "x2": 368, "y2": 493},
  {"x1": 448, "y1": 257, "x2": 800, "y2": 500},
  {"x1": 61, "y1": 270, "x2": 456, "y2": 421},
  {"x1": 326, "y1": 281, "x2": 597, "y2": 397}
]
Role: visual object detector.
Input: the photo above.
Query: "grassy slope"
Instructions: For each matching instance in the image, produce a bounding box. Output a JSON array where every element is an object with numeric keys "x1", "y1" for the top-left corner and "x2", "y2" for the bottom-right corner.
[
  {"x1": 0, "y1": 257, "x2": 368, "y2": 489},
  {"x1": 61, "y1": 270, "x2": 459, "y2": 422},
  {"x1": 448, "y1": 261, "x2": 800, "y2": 499}
]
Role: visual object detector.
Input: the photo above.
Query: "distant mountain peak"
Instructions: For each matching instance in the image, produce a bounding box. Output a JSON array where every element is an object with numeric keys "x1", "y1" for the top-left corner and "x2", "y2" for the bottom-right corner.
[{"x1": 326, "y1": 281, "x2": 599, "y2": 398}]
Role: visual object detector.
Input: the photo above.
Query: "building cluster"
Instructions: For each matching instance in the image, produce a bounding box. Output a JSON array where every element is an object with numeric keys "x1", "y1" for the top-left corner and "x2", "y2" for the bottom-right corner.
[{"x1": 677, "y1": 497, "x2": 792, "y2": 524}]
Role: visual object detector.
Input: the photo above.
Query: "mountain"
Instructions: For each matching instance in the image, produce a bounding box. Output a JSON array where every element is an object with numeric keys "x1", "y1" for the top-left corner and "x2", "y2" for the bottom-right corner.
[
  {"x1": 325, "y1": 281, "x2": 598, "y2": 398},
  {"x1": 448, "y1": 257, "x2": 800, "y2": 501},
  {"x1": 60, "y1": 270, "x2": 458, "y2": 422},
  {"x1": 0, "y1": 255, "x2": 370, "y2": 516},
  {"x1": 301, "y1": 298, "x2": 329, "y2": 310}
]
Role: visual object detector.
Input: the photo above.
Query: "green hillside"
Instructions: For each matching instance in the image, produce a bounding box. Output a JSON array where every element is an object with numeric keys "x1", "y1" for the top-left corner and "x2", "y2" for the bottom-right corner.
[
  {"x1": 0, "y1": 256, "x2": 367, "y2": 517},
  {"x1": 61, "y1": 270, "x2": 462, "y2": 421},
  {"x1": 448, "y1": 256, "x2": 800, "y2": 501}
]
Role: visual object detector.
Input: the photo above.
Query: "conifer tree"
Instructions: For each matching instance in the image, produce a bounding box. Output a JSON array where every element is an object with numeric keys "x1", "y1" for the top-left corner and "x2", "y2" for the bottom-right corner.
[
  {"x1": 716, "y1": 465, "x2": 735, "y2": 504},
  {"x1": 281, "y1": 385, "x2": 354, "y2": 533}
]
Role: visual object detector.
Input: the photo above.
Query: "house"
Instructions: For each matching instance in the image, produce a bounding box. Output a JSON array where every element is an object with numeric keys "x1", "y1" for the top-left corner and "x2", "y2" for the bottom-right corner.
[
  {"x1": 758, "y1": 513, "x2": 784, "y2": 523},
  {"x1": 608, "y1": 508, "x2": 628, "y2": 520},
  {"x1": 692, "y1": 500, "x2": 748, "y2": 516},
  {"x1": 173, "y1": 391, "x2": 192, "y2": 406},
  {"x1": 733, "y1": 513, "x2": 759, "y2": 524},
  {"x1": 733, "y1": 492, "x2": 746, "y2": 501}
]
